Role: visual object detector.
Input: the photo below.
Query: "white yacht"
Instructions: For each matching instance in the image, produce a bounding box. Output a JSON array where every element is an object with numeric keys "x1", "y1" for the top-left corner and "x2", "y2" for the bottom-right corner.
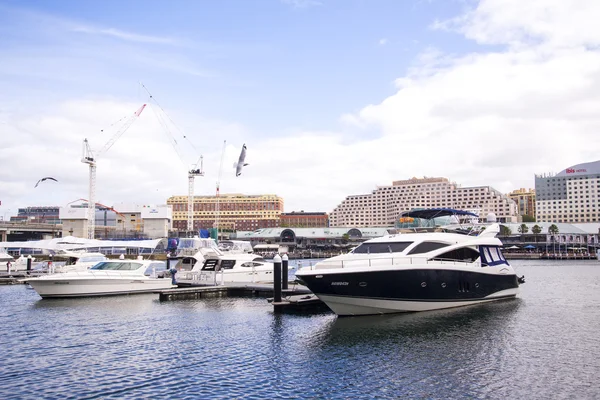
[
  {"x1": 296, "y1": 209, "x2": 523, "y2": 316},
  {"x1": 176, "y1": 253, "x2": 280, "y2": 286},
  {"x1": 23, "y1": 259, "x2": 174, "y2": 298}
]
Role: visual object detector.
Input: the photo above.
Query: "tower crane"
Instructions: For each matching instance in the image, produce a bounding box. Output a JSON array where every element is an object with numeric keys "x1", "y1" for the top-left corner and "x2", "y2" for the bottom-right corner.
[
  {"x1": 188, "y1": 156, "x2": 204, "y2": 232},
  {"x1": 139, "y1": 83, "x2": 205, "y2": 236},
  {"x1": 214, "y1": 140, "x2": 226, "y2": 242},
  {"x1": 81, "y1": 104, "x2": 146, "y2": 239}
]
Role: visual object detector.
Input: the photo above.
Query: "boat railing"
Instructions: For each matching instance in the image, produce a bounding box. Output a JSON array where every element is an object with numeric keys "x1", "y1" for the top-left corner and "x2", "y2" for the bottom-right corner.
[
  {"x1": 178, "y1": 265, "x2": 274, "y2": 285},
  {"x1": 304, "y1": 256, "x2": 475, "y2": 270}
]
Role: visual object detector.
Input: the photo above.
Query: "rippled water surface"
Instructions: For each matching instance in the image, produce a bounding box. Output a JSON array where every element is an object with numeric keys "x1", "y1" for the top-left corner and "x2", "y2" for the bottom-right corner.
[{"x1": 1, "y1": 260, "x2": 600, "y2": 399}]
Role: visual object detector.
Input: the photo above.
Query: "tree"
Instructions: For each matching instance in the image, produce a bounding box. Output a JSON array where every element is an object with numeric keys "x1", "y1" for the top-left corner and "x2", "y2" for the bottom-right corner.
[
  {"x1": 499, "y1": 225, "x2": 512, "y2": 236},
  {"x1": 518, "y1": 224, "x2": 529, "y2": 234},
  {"x1": 522, "y1": 214, "x2": 536, "y2": 222},
  {"x1": 532, "y1": 225, "x2": 542, "y2": 235},
  {"x1": 548, "y1": 224, "x2": 559, "y2": 235}
]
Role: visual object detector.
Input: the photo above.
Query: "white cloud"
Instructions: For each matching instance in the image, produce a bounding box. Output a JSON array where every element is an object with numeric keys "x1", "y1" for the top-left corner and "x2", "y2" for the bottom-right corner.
[
  {"x1": 432, "y1": 0, "x2": 600, "y2": 49},
  {"x1": 71, "y1": 25, "x2": 177, "y2": 45},
  {"x1": 378, "y1": 38, "x2": 388, "y2": 46}
]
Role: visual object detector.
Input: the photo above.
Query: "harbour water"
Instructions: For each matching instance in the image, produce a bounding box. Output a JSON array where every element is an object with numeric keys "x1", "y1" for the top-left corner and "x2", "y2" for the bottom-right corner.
[{"x1": 1, "y1": 260, "x2": 599, "y2": 399}]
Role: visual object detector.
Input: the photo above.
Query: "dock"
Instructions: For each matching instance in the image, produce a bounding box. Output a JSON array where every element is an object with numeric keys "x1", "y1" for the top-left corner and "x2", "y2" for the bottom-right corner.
[
  {"x1": 156, "y1": 282, "x2": 330, "y2": 313},
  {"x1": 0, "y1": 271, "x2": 44, "y2": 285}
]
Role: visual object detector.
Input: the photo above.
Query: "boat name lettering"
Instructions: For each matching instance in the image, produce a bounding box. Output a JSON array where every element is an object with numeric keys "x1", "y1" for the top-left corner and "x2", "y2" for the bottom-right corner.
[{"x1": 331, "y1": 282, "x2": 349, "y2": 286}]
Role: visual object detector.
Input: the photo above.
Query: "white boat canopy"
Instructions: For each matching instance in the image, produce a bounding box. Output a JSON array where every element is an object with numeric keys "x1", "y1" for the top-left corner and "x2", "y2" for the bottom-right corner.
[{"x1": 0, "y1": 236, "x2": 165, "y2": 253}]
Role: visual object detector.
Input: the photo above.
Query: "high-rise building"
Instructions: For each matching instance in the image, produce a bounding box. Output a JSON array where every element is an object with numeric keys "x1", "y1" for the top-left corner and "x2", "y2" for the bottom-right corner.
[
  {"x1": 507, "y1": 188, "x2": 536, "y2": 218},
  {"x1": 167, "y1": 193, "x2": 284, "y2": 231},
  {"x1": 329, "y1": 177, "x2": 518, "y2": 227},
  {"x1": 535, "y1": 160, "x2": 600, "y2": 223},
  {"x1": 280, "y1": 212, "x2": 329, "y2": 228}
]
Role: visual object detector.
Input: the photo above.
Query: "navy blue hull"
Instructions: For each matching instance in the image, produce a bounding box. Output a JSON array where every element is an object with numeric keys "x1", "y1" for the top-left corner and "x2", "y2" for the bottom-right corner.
[{"x1": 297, "y1": 268, "x2": 518, "y2": 302}]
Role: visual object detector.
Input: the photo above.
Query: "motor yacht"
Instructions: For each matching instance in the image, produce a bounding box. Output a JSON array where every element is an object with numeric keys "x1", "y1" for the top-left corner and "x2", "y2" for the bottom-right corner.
[
  {"x1": 23, "y1": 258, "x2": 173, "y2": 298},
  {"x1": 295, "y1": 209, "x2": 522, "y2": 316},
  {"x1": 175, "y1": 253, "x2": 282, "y2": 286}
]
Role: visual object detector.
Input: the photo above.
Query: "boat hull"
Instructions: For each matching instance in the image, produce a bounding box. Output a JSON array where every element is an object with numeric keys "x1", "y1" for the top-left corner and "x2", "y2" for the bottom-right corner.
[
  {"x1": 176, "y1": 269, "x2": 276, "y2": 286},
  {"x1": 297, "y1": 268, "x2": 519, "y2": 316},
  {"x1": 27, "y1": 278, "x2": 174, "y2": 298}
]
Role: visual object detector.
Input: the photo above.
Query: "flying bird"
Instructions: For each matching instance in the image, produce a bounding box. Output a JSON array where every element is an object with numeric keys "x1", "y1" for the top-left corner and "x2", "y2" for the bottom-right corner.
[
  {"x1": 34, "y1": 177, "x2": 58, "y2": 188},
  {"x1": 234, "y1": 144, "x2": 249, "y2": 177}
]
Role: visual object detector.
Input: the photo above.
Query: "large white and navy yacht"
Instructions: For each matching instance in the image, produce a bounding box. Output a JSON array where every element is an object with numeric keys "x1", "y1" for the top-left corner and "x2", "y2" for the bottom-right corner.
[{"x1": 295, "y1": 209, "x2": 522, "y2": 316}]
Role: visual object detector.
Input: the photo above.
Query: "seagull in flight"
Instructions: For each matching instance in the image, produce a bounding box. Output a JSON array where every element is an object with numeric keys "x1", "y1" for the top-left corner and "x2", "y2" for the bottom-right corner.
[
  {"x1": 234, "y1": 144, "x2": 249, "y2": 177},
  {"x1": 34, "y1": 177, "x2": 58, "y2": 188}
]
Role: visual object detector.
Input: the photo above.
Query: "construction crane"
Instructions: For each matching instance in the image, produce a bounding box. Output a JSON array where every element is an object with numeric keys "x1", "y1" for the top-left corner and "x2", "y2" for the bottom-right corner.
[
  {"x1": 188, "y1": 156, "x2": 204, "y2": 232},
  {"x1": 81, "y1": 104, "x2": 146, "y2": 239},
  {"x1": 139, "y1": 83, "x2": 205, "y2": 236},
  {"x1": 214, "y1": 140, "x2": 226, "y2": 242}
]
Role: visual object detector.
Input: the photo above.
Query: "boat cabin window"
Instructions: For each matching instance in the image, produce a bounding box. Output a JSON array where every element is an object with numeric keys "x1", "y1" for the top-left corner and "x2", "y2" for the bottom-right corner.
[
  {"x1": 407, "y1": 241, "x2": 450, "y2": 255},
  {"x1": 202, "y1": 259, "x2": 219, "y2": 271},
  {"x1": 220, "y1": 260, "x2": 237, "y2": 270},
  {"x1": 352, "y1": 242, "x2": 413, "y2": 254},
  {"x1": 240, "y1": 262, "x2": 264, "y2": 268},
  {"x1": 431, "y1": 247, "x2": 479, "y2": 263},
  {"x1": 91, "y1": 262, "x2": 143, "y2": 270},
  {"x1": 479, "y1": 246, "x2": 509, "y2": 266}
]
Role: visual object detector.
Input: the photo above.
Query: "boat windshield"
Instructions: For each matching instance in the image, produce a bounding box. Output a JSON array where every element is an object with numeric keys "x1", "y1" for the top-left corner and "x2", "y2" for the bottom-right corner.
[
  {"x1": 90, "y1": 262, "x2": 143, "y2": 271},
  {"x1": 352, "y1": 242, "x2": 413, "y2": 254}
]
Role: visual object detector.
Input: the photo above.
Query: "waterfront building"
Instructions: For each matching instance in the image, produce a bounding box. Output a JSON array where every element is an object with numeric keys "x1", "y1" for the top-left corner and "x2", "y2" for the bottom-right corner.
[
  {"x1": 167, "y1": 193, "x2": 283, "y2": 232},
  {"x1": 329, "y1": 177, "x2": 519, "y2": 227},
  {"x1": 535, "y1": 160, "x2": 600, "y2": 223},
  {"x1": 507, "y1": 188, "x2": 536, "y2": 219},
  {"x1": 10, "y1": 206, "x2": 61, "y2": 225},
  {"x1": 234, "y1": 226, "x2": 390, "y2": 252},
  {"x1": 59, "y1": 201, "x2": 172, "y2": 239},
  {"x1": 280, "y1": 211, "x2": 329, "y2": 228}
]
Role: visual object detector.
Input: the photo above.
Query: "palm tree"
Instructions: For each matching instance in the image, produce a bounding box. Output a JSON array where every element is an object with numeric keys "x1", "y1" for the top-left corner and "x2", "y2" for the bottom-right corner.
[
  {"x1": 548, "y1": 224, "x2": 559, "y2": 254},
  {"x1": 532, "y1": 224, "x2": 542, "y2": 248},
  {"x1": 499, "y1": 225, "x2": 512, "y2": 236},
  {"x1": 518, "y1": 224, "x2": 529, "y2": 234}
]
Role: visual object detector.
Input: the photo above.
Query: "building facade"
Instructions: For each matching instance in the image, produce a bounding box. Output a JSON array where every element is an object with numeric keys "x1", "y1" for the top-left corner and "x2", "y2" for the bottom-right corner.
[
  {"x1": 535, "y1": 160, "x2": 600, "y2": 223},
  {"x1": 167, "y1": 193, "x2": 284, "y2": 232},
  {"x1": 507, "y1": 188, "x2": 536, "y2": 219},
  {"x1": 10, "y1": 206, "x2": 61, "y2": 225},
  {"x1": 329, "y1": 177, "x2": 519, "y2": 227},
  {"x1": 60, "y1": 201, "x2": 172, "y2": 239},
  {"x1": 280, "y1": 212, "x2": 329, "y2": 227}
]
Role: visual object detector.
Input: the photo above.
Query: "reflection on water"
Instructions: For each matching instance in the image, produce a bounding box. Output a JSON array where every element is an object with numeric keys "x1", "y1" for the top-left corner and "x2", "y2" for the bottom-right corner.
[{"x1": 0, "y1": 262, "x2": 599, "y2": 399}]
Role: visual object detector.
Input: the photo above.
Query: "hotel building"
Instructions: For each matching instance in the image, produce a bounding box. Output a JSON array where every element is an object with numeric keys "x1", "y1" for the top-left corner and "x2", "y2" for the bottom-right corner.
[
  {"x1": 535, "y1": 160, "x2": 600, "y2": 223},
  {"x1": 167, "y1": 193, "x2": 284, "y2": 231},
  {"x1": 329, "y1": 177, "x2": 518, "y2": 227},
  {"x1": 507, "y1": 188, "x2": 536, "y2": 219}
]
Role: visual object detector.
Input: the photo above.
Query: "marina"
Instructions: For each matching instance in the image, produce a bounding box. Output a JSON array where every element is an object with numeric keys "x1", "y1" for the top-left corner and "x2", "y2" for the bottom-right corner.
[{"x1": 0, "y1": 260, "x2": 599, "y2": 399}]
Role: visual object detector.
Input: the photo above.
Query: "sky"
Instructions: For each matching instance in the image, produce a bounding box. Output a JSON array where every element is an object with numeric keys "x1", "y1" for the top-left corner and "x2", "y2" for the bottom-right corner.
[{"x1": 1, "y1": 0, "x2": 600, "y2": 219}]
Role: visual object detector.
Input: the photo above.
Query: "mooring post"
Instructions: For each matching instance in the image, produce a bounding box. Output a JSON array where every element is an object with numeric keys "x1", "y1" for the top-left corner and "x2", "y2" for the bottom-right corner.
[
  {"x1": 273, "y1": 254, "x2": 282, "y2": 303},
  {"x1": 26, "y1": 255, "x2": 32, "y2": 275},
  {"x1": 282, "y1": 253, "x2": 289, "y2": 290}
]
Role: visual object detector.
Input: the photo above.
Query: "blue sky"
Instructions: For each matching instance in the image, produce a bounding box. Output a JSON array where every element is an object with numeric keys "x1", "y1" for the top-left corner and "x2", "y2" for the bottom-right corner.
[
  {"x1": 1, "y1": 0, "x2": 599, "y2": 219},
  {"x1": 0, "y1": 0, "x2": 470, "y2": 134}
]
